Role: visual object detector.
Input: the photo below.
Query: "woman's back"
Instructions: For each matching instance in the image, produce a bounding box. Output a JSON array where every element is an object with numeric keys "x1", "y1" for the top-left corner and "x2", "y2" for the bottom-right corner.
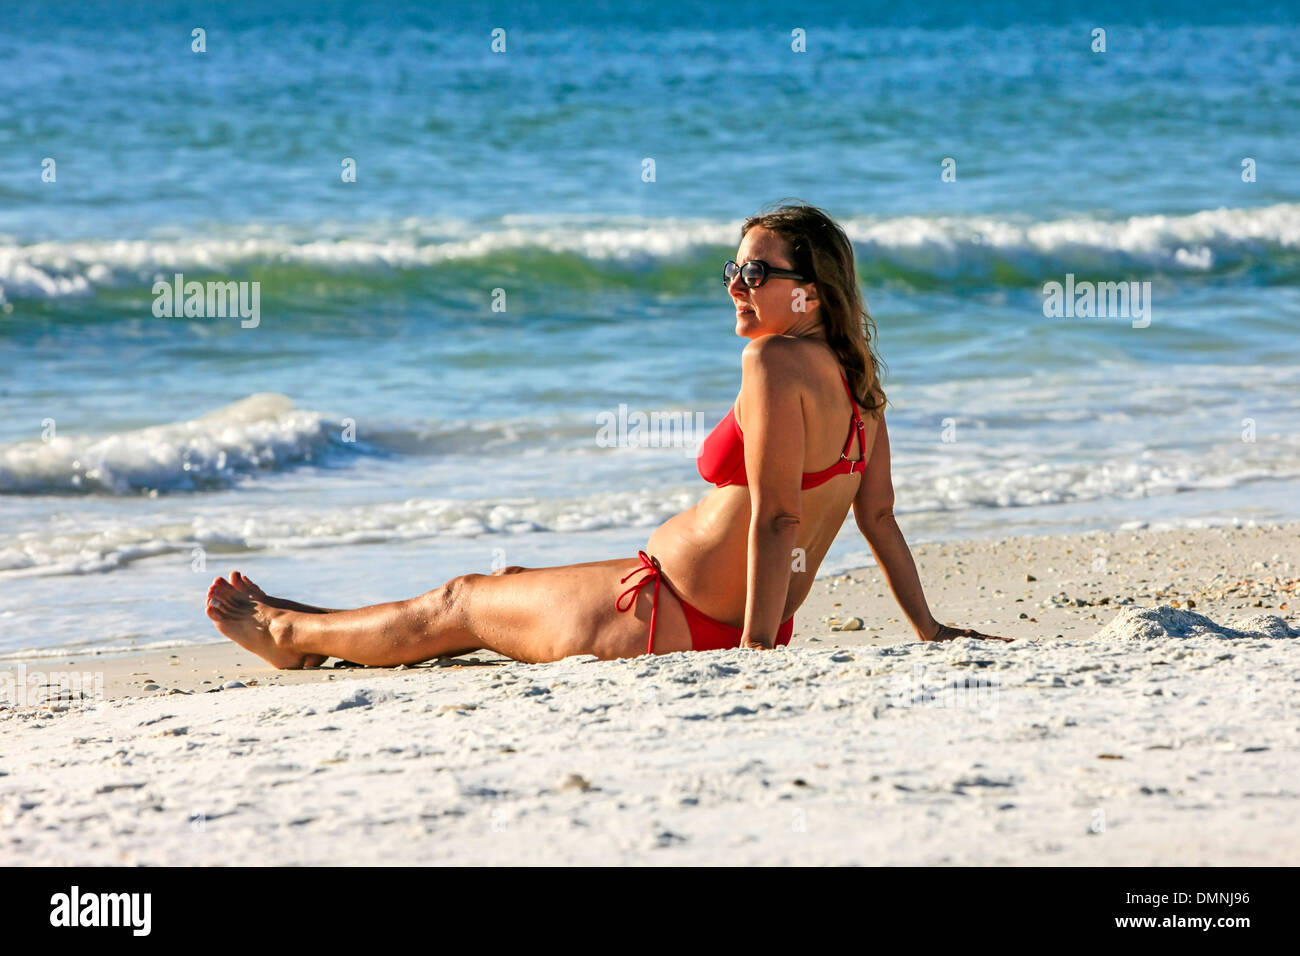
[{"x1": 646, "y1": 337, "x2": 881, "y2": 628}]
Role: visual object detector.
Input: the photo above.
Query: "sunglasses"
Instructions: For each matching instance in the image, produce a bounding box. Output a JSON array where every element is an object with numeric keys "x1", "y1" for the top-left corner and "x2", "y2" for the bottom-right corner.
[{"x1": 723, "y1": 259, "x2": 806, "y2": 289}]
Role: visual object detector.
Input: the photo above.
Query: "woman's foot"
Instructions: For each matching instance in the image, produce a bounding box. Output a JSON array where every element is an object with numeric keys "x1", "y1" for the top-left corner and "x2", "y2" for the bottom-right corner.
[
  {"x1": 226, "y1": 570, "x2": 331, "y2": 666},
  {"x1": 229, "y1": 570, "x2": 336, "y2": 615},
  {"x1": 205, "y1": 576, "x2": 326, "y2": 669}
]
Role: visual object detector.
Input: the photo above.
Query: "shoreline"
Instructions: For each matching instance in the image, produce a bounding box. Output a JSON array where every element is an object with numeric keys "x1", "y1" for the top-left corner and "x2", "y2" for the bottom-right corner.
[{"x1": 6, "y1": 521, "x2": 1295, "y2": 703}]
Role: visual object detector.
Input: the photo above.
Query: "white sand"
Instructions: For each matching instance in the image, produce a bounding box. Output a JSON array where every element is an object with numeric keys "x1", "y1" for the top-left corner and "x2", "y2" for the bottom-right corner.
[{"x1": 3, "y1": 604, "x2": 1297, "y2": 865}]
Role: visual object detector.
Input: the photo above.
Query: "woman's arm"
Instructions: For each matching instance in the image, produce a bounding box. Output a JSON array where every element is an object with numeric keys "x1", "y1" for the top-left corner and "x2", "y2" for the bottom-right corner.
[
  {"x1": 851, "y1": 417, "x2": 942, "y2": 640},
  {"x1": 853, "y1": 418, "x2": 1011, "y2": 642},
  {"x1": 736, "y1": 337, "x2": 805, "y2": 649}
]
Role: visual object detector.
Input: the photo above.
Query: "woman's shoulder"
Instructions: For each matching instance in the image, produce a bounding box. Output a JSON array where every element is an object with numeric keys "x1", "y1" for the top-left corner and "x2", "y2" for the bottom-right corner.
[
  {"x1": 740, "y1": 334, "x2": 829, "y2": 379},
  {"x1": 741, "y1": 332, "x2": 800, "y2": 364},
  {"x1": 742, "y1": 335, "x2": 848, "y2": 394}
]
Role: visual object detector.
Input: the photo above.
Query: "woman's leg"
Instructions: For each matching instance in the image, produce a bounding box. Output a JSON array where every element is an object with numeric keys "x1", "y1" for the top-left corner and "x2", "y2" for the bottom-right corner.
[
  {"x1": 226, "y1": 566, "x2": 540, "y2": 617},
  {"x1": 204, "y1": 556, "x2": 692, "y2": 669}
]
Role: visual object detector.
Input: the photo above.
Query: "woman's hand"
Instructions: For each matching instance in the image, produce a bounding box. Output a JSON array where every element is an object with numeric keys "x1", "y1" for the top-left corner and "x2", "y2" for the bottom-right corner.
[{"x1": 922, "y1": 620, "x2": 1014, "y2": 643}]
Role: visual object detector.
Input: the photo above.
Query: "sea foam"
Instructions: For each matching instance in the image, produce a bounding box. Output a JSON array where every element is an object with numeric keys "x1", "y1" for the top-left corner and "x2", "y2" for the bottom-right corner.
[{"x1": 2, "y1": 204, "x2": 1297, "y2": 304}]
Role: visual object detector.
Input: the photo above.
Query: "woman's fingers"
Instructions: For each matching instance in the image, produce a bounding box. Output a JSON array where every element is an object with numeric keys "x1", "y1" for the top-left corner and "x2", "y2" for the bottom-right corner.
[{"x1": 929, "y1": 623, "x2": 1014, "y2": 643}]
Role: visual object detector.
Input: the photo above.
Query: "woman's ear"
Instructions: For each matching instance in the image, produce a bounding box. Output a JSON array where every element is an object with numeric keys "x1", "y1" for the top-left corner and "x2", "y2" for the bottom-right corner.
[{"x1": 796, "y1": 282, "x2": 820, "y2": 315}]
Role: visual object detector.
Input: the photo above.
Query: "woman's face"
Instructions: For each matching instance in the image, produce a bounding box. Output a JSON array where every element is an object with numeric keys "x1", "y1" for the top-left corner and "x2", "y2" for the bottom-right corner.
[{"x1": 728, "y1": 226, "x2": 821, "y2": 339}]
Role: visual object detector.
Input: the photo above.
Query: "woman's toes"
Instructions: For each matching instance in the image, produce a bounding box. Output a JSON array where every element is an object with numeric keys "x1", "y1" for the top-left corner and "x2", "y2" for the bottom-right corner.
[
  {"x1": 230, "y1": 570, "x2": 273, "y2": 604},
  {"x1": 212, "y1": 577, "x2": 244, "y2": 604},
  {"x1": 211, "y1": 590, "x2": 251, "y2": 614},
  {"x1": 237, "y1": 572, "x2": 265, "y2": 596}
]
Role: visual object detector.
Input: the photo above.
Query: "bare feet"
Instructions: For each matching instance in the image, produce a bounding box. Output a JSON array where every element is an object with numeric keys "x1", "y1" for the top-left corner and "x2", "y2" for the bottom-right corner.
[
  {"x1": 226, "y1": 570, "x2": 331, "y2": 667},
  {"x1": 229, "y1": 570, "x2": 338, "y2": 615},
  {"x1": 491, "y1": 565, "x2": 528, "y2": 576},
  {"x1": 205, "y1": 576, "x2": 326, "y2": 669}
]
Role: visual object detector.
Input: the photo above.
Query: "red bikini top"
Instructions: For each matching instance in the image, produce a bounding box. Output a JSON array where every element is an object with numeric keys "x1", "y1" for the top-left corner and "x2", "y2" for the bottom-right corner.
[{"x1": 697, "y1": 369, "x2": 867, "y2": 489}]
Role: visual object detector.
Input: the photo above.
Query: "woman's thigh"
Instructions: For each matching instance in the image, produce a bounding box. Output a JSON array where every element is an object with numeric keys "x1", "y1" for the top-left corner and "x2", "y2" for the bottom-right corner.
[{"x1": 465, "y1": 555, "x2": 692, "y2": 662}]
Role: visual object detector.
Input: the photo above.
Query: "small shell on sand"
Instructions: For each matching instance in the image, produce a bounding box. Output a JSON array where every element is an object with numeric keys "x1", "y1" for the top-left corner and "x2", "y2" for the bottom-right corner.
[{"x1": 561, "y1": 773, "x2": 593, "y2": 792}]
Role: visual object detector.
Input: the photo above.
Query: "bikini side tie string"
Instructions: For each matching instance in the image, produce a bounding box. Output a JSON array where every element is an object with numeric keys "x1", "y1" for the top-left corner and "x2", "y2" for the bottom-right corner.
[{"x1": 616, "y1": 549, "x2": 662, "y2": 656}]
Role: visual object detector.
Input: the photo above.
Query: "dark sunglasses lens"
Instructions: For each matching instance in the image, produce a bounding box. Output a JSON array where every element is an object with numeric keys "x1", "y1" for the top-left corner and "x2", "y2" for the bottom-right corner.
[
  {"x1": 723, "y1": 261, "x2": 739, "y2": 283},
  {"x1": 741, "y1": 261, "x2": 765, "y2": 287}
]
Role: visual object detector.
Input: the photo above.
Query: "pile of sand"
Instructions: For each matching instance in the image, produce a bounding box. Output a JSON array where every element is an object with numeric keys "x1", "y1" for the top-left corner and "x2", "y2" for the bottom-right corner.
[{"x1": 1095, "y1": 605, "x2": 1298, "y2": 642}]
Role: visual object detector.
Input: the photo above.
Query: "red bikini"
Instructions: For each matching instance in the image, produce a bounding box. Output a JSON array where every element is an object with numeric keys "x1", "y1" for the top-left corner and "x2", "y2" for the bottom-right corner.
[
  {"x1": 616, "y1": 369, "x2": 866, "y2": 654},
  {"x1": 697, "y1": 369, "x2": 867, "y2": 488},
  {"x1": 617, "y1": 550, "x2": 795, "y2": 655}
]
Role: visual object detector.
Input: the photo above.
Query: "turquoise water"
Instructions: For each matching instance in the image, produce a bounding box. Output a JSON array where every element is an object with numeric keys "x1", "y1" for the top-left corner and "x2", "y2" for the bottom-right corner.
[{"x1": 2, "y1": 1, "x2": 1298, "y2": 654}]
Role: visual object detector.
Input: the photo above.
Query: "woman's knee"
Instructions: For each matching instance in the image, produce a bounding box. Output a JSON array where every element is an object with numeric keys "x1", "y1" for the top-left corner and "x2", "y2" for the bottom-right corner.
[{"x1": 421, "y1": 572, "x2": 482, "y2": 625}]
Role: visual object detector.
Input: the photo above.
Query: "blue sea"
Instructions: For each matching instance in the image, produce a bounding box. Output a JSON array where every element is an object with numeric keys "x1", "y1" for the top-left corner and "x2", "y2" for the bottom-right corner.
[{"x1": 2, "y1": 1, "x2": 1298, "y2": 656}]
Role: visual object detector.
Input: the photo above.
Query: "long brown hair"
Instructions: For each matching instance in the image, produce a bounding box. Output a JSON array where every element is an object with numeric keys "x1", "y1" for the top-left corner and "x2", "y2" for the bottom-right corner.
[{"x1": 741, "y1": 201, "x2": 887, "y2": 417}]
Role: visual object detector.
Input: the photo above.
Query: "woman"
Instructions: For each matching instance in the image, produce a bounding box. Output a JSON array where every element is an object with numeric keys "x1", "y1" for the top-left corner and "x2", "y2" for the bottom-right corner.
[{"x1": 205, "y1": 202, "x2": 1009, "y2": 667}]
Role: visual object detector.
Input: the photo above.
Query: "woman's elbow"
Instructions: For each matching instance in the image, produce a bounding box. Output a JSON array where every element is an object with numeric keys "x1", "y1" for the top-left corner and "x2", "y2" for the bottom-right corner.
[
  {"x1": 856, "y1": 503, "x2": 896, "y2": 538},
  {"x1": 755, "y1": 508, "x2": 802, "y2": 535}
]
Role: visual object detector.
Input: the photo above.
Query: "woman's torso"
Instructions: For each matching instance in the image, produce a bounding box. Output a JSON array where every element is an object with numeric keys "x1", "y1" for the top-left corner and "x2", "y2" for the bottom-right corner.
[{"x1": 646, "y1": 340, "x2": 881, "y2": 627}]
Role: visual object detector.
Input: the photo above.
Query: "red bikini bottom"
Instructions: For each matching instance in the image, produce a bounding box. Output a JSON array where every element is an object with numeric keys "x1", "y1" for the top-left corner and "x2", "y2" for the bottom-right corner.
[{"x1": 615, "y1": 550, "x2": 794, "y2": 654}]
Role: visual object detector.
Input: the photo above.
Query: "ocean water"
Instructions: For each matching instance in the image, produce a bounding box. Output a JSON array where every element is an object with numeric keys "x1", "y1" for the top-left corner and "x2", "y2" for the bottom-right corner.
[{"x1": 2, "y1": 1, "x2": 1299, "y2": 656}]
